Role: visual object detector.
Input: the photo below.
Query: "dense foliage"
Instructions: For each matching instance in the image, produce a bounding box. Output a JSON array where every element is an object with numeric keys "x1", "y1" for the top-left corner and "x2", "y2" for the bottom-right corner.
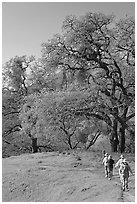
[{"x1": 2, "y1": 12, "x2": 135, "y2": 156}]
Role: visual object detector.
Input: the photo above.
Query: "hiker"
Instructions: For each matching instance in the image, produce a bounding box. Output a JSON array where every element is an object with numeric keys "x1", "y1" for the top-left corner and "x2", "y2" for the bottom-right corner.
[
  {"x1": 107, "y1": 155, "x2": 115, "y2": 180},
  {"x1": 102, "y1": 153, "x2": 109, "y2": 178},
  {"x1": 115, "y1": 154, "x2": 124, "y2": 176},
  {"x1": 119, "y1": 159, "x2": 133, "y2": 191}
]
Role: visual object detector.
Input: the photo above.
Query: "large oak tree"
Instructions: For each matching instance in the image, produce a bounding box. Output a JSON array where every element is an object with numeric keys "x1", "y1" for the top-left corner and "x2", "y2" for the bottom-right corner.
[{"x1": 41, "y1": 13, "x2": 135, "y2": 152}]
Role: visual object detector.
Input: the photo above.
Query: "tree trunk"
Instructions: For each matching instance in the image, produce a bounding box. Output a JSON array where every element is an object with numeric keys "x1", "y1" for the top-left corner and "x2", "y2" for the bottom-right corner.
[
  {"x1": 110, "y1": 119, "x2": 119, "y2": 152},
  {"x1": 119, "y1": 126, "x2": 125, "y2": 153},
  {"x1": 68, "y1": 136, "x2": 73, "y2": 149},
  {"x1": 31, "y1": 138, "x2": 38, "y2": 153}
]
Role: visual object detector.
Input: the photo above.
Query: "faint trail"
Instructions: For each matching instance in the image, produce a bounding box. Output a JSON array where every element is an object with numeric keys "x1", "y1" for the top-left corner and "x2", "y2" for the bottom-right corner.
[
  {"x1": 113, "y1": 180, "x2": 135, "y2": 202},
  {"x1": 2, "y1": 152, "x2": 135, "y2": 202},
  {"x1": 125, "y1": 192, "x2": 135, "y2": 202},
  {"x1": 117, "y1": 189, "x2": 124, "y2": 202}
]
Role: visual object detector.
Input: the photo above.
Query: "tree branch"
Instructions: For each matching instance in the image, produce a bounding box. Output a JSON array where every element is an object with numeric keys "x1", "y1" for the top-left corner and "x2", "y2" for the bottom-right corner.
[
  {"x1": 3, "y1": 124, "x2": 22, "y2": 136},
  {"x1": 3, "y1": 111, "x2": 19, "y2": 116},
  {"x1": 126, "y1": 113, "x2": 135, "y2": 121}
]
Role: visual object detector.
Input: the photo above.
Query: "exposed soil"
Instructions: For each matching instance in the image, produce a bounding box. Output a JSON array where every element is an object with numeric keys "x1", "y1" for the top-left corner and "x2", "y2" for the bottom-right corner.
[{"x1": 2, "y1": 150, "x2": 135, "y2": 202}]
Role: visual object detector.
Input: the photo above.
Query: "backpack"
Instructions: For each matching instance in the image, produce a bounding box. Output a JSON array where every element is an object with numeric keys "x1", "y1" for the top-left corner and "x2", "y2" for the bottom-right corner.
[{"x1": 120, "y1": 162, "x2": 129, "y2": 175}]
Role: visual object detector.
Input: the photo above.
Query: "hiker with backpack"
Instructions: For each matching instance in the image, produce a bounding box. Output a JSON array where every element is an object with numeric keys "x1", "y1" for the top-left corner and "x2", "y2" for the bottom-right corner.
[
  {"x1": 115, "y1": 154, "x2": 125, "y2": 176},
  {"x1": 107, "y1": 155, "x2": 115, "y2": 180},
  {"x1": 102, "y1": 153, "x2": 109, "y2": 178},
  {"x1": 119, "y1": 159, "x2": 133, "y2": 191}
]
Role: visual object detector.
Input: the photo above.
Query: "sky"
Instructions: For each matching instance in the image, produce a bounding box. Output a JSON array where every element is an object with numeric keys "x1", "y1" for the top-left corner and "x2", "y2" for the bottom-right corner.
[{"x1": 2, "y1": 1, "x2": 135, "y2": 64}]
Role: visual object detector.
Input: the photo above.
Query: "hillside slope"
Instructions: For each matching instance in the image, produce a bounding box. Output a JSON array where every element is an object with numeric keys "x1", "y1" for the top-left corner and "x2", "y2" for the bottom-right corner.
[{"x1": 2, "y1": 150, "x2": 135, "y2": 202}]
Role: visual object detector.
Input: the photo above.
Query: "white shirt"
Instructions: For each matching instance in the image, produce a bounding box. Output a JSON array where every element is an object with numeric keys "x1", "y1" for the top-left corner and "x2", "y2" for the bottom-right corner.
[
  {"x1": 115, "y1": 158, "x2": 124, "y2": 168},
  {"x1": 102, "y1": 156, "x2": 108, "y2": 166}
]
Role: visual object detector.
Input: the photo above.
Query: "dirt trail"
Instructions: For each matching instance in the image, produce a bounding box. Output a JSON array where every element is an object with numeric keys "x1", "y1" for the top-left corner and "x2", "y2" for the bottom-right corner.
[{"x1": 2, "y1": 151, "x2": 135, "y2": 202}]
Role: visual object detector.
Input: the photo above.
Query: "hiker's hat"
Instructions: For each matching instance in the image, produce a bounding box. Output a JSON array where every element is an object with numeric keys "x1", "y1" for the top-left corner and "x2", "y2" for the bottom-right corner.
[
  {"x1": 120, "y1": 155, "x2": 124, "y2": 159},
  {"x1": 123, "y1": 159, "x2": 127, "y2": 163}
]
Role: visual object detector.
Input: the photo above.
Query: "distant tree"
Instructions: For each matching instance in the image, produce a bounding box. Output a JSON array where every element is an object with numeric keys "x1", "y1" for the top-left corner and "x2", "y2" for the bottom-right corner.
[
  {"x1": 19, "y1": 94, "x2": 39, "y2": 152},
  {"x1": 2, "y1": 88, "x2": 22, "y2": 136},
  {"x1": 2, "y1": 55, "x2": 70, "y2": 153},
  {"x1": 2, "y1": 56, "x2": 35, "y2": 150},
  {"x1": 20, "y1": 90, "x2": 97, "y2": 150},
  {"x1": 2, "y1": 56, "x2": 35, "y2": 93},
  {"x1": 77, "y1": 119, "x2": 110, "y2": 150}
]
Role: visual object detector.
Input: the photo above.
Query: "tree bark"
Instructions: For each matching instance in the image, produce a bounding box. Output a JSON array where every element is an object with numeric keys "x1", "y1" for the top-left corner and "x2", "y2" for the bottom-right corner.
[
  {"x1": 119, "y1": 105, "x2": 129, "y2": 153},
  {"x1": 31, "y1": 138, "x2": 38, "y2": 153},
  {"x1": 110, "y1": 118, "x2": 119, "y2": 152},
  {"x1": 119, "y1": 126, "x2": 125, "y2": 153}
]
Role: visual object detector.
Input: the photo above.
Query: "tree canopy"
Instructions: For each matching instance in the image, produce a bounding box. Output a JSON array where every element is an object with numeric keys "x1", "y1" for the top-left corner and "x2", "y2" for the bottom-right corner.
[{"x1": 2, "y1": 12, "x2": 135, "y2": 155}]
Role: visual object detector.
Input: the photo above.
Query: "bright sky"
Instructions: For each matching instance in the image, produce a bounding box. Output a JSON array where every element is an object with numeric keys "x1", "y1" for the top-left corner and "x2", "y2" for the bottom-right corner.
[{"x1": 2, "y1": 1, "x2": 135, "y2": 64}]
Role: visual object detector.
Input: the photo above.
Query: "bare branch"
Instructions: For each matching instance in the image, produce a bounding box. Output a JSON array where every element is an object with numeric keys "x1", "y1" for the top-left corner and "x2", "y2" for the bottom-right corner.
[{"x1": 126, "y1": 113, "x2": 135, "y2": 121}]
